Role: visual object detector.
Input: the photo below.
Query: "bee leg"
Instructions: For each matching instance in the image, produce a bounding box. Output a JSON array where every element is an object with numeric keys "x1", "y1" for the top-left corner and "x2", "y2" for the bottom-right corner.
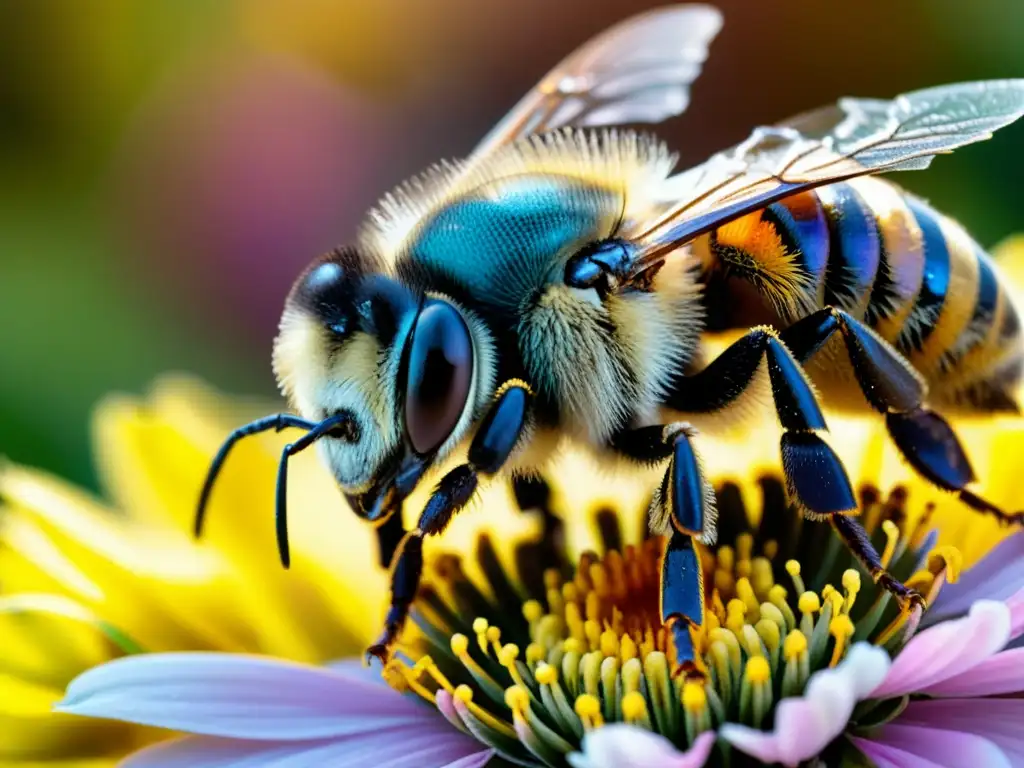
[
  {"x1": 366, "y1": 380, "x2": 533, "y2": 664},
  {"x1": 611, "y1": 423, "x2": 708, "y2": 675},
  {"x1": 666, "y1": 326, "x2": 858, "y2": 520},
  {"x1": 831, "y1": 512, "x2": 926, "y2": 612},
  {"x1": 782, "y1": 307, "x2": 1022, "y2": 527},
  {"x1": 375, "y1": 510, "x2": 406, "y2": 569}
]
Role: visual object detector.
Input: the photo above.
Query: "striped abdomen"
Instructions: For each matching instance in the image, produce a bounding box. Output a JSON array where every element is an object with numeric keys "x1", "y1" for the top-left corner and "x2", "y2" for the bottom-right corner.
[{"x1": 695, "y1": 177, "x2": 1022, "y2": 410}]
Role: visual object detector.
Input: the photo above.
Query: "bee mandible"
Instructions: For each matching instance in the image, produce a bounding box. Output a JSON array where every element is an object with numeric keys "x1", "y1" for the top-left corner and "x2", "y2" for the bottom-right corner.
[{"x1": 194, "y1": 5, "x2": 1024, "y2": 672}]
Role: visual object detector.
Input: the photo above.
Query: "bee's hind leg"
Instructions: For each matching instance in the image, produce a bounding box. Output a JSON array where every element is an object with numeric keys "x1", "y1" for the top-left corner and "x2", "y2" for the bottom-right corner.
[
  {"x1": 611, "y1": 423, "x2": 708, "y2": 675},
  {"x1": 366, "y1": 380, "x2": 533, "y2": 664},
  {"x1": 781, "y1": 307, "x2": 1022, "y2": 527},
  {"x1": 663, "y1": 326, "x2": 923, "y2": 611}
]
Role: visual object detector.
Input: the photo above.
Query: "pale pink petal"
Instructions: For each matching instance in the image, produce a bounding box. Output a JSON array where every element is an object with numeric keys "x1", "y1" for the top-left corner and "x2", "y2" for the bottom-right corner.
[
  {"x1": 928, "y1": 532, "x2": 1024, "y2": 621},
  {"x1": 920, "y1": 647, "x2": 1024, "y2": 697},
  {"x1": 567, "y1": 726, "x2": 715, "y2": 768},
  {"x1": 124, "y1": 726, "x2": 492, "y2": 767},
  {"x1": 851, "y1": 724, "x2": 1010, "y2": 768},
  {"x1": 850, "y1": 736, "x2": 950, "y2": 768},
  {"x1": 870, "y1": 600, "x2": 1010, "y2": 699},
  {"x1": 720, "y1": 643, "x2": 889, "y2": 767},
  {"x1": 898, "y1": 699, "x2": 1024, "y2": 764},
  {"x1": 58, "y1": 652, "x2": 445, "y2": 740},
  {"x1": 1008, "y1": 587, "x2": 1024, "y2": 640}
]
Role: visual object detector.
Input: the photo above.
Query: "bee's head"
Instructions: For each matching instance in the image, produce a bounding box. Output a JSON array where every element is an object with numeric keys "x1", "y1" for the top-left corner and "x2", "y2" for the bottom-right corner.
[{"x1": 273, "y1": 246, "x2": 495, "y2": 524}]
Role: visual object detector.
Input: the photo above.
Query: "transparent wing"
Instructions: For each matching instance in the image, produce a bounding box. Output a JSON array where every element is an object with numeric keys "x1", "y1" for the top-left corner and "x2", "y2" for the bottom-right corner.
[
  {"x1": 630, "y1": 79, "x2": 1024, "y2": 273},
  {"x1": 470, "y1": 4, "x2": 723, "y2": 160}
]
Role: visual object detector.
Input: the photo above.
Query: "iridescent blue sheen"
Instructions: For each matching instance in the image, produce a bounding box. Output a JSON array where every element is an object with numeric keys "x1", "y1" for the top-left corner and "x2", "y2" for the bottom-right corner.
[
  {"x1": 408, "y1": 176, "x2": 614, "y2": 314},
  {"x1": 905, "y1": 198, "x2": 951, "y2": 348},
  {"x1": 818, "y1": 183, "x2": 881, "y2": 312},
  {"x1": 764, "y1": 193, "x2": 829, "y2": 293}
]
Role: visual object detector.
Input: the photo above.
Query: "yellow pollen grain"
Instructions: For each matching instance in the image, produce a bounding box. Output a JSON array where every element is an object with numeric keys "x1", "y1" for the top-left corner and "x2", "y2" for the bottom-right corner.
[
  {"x1": 621, "y1": 691, "x2": 648, "y2": 721},
  {"x1": 842, "y1": 569, "x2": 861, "y2": 614},
  {"x1": 563, "y1": 637, "x2": 583, "y2": 655},
  {"x1": 682, "y1": 682, "x2": 707, "y2": 712},
  {"x1": 620, "y1": 633, "x2": 638, "y2": 662},
  {"x1": 785, "y1": 560, "x2": 801, "y2": 577},
  {"x1": 764, "y1": 540, "x2": 779, "y2": 560},
  {"x1": 880, "y1": 520, "x2": 900, "y2": 569},
  {"x1": 454, "y1": 684, "x2": 474, "y2": 704},
  {"x1": 505, "y1": 685, "x2": 530, "y2": 712},
  {"x1": 745, "y1": 655, "x2": 771, "y2": 684},
  {"x1": 523, "y1": 600, "x2": 544, "y2": 623},
  {"x1": 575, "y1": 694, "x2": 604, "y2": 728},
  {"x1": 829, "y1": 614, "x2": 855, "y2": 667},
  {"x1": 472, "y1": 617, "x2": 489, "y2": 635},
  {"x1": 499, "y1": 643, "x2": 519, "y2": 667},
  {"x1": 486, "y1": 626, "x2": 502, "y2": 645},
  {"x1": 600, "y1": 629, "x2": 619, "y2": 658},
  {"x1": 798, "y1": 591, "x2": 821, "y2": 614},
  {"x1": 928, "y1": 545, "x2": 963, "y2": 584},
  {"x1": 768, "y1": 584, "x2": 788, "y2": 606},
  {"x1": 535, "y1": 662, "x2": 558, "y2": 686},
  {"x1": 526, "y1": 642, "x2": 545, "y2": 665},
  {"x1": 451, "y1": 633, "x2": 470, "y2": 657},
  {"x1": 783, "y1": 629, "x2": 807, "y2": 660}
]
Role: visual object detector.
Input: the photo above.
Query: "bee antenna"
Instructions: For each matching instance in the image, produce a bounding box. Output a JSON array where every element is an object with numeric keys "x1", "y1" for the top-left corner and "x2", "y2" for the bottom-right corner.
[
  {"x1": 194, "y1": 413, "x2": 317, "y2": 539},
  {"x1": 272, "y1": 412, "x2": 354, "y2": 569}
]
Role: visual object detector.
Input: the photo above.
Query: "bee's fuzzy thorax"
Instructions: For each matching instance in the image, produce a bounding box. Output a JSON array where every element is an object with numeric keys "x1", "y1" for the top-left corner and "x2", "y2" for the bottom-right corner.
[{"x1": 359, "y1": 128, "x2": 676, "y2": 268}]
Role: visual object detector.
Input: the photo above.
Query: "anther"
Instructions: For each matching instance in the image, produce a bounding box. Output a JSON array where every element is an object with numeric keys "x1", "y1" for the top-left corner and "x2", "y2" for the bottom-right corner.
[
  {"x1": 574, "y1": 694, "x2": 604, "y2": 730},
  {"x1": 880, "y1": 520, "x2": 900, "y2": 569},
  {"x1": 829, "y1": 614, "x2": 855, "y2": 667}
]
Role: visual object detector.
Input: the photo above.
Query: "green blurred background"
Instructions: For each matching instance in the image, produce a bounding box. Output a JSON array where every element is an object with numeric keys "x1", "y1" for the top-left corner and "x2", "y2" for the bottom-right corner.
[{"x1": 1, "y1": 0, "x2": 1022, "y2": 490}]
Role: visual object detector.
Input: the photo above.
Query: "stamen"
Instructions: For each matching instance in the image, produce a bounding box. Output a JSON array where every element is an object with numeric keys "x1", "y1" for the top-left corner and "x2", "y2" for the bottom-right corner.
[
  {"x1": 829, "y1": 614, "x2": 855, "y2": 667},
  {"x1": 450, "y1": 633, "x2": 506, "y2": 706},
  {"x1": 798, "y1": 590, "x2": 820, "y2": 637},
  {"x1": 740, "y1": 656, "x2": 772, "y2": 728},
  {"x1": 781, "y1": 629, "x2": 810, "y2": 697},
  {"x1": 683, "y1": 681, "x2": 711, "y2": 743},
  {"x1": 879, "y1": 520, "x2": 900, "y2": 569},
  {"x1": 841, "y1": 569, "x2": 861, "y2": 615},
  {"x1": 574, "y1": 693, "x2": 604, "y2": 730},
  {"x1": 390, "y1": 481, "x2": 948, "y2": 760},
  {"x1": 622, "y1": 691, "x2": 652, "y2": 729},
  {"x1": 786, "y1": 559, "x2": 806, "y2": 594}
]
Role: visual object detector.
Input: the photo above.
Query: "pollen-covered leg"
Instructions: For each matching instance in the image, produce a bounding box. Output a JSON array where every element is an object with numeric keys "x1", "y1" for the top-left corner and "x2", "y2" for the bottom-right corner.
[
  {"x1": 666, "y1": 326, "x2": 857, "y2": 519},
  {"x1": 611, "y1": 423, "x2": 711, "y2": 674},
  {"x1": 662, "y1": 528, "x2": 705, "y2": 677},
  {"x1": 783, "y1": 307, "x2": 1022, "y2": 526},
  {"x1": 830, "y1": 513, "x2": 925, "y2": 612},
  {"x1": 366, "y1": 380, "x2": 533, "y2": 664}
]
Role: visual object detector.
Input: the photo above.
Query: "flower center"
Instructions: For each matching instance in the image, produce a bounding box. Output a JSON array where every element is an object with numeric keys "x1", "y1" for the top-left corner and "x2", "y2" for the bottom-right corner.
[{"x1": 382, "y1": 479, "x2": 962, "y2": 766}]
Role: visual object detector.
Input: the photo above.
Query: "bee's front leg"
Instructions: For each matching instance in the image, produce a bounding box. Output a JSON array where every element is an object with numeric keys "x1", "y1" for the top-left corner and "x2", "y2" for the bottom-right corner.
[
  {"x1": 611, "y1": 423, "x2": 709, "y2": 676},
  {"x1": 365, "y1": 380, "x2": 533, "y2": 665}
]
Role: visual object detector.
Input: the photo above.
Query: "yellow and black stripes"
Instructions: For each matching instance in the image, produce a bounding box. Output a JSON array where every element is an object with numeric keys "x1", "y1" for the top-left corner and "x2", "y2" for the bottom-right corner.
[{"x1": 700, "y1": 177, "x2": 1022, "y2": 410}]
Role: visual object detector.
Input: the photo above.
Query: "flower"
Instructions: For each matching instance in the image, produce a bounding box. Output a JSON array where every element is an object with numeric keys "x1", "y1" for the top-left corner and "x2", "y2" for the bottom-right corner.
[
  {"x1": 5, "y1": 277, "x2": 1024, "y2": 766},
  {"x1": 42, "y1": 389, "x2": 1024, "y2": 768}
]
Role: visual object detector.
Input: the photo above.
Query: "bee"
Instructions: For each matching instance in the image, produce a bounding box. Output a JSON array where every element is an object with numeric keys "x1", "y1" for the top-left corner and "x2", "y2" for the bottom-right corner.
[{"x1": 194, "y1": 5, "x2": 1024, "y2": 671}]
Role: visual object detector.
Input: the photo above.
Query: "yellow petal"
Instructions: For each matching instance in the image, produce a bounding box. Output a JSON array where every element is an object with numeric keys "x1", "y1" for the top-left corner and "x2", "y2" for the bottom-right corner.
[
  {"x1": 0, "y1": 674, "x2": 132, "y2": 762},
  {"x1": 0, "y1": 595, "x2": 124, "y2": 689},
  {"x1": 91, "y1": 384, "x2": 370, "y2": 657},
  {"x1": 0, "y1": 466, "x2": 258, "y2": 653}
]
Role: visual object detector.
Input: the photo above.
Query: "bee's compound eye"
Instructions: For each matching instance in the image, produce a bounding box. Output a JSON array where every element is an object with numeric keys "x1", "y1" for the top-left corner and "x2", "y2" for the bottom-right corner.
[{"x1": 404, "y1": 301, "x2": 473, "y2": 455}]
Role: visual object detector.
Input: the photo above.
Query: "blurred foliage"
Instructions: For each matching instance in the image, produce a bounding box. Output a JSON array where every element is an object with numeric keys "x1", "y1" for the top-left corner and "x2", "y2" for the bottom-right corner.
[{"x1": 0, "y1": 0, "x2": 1021, "y2": 489}]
